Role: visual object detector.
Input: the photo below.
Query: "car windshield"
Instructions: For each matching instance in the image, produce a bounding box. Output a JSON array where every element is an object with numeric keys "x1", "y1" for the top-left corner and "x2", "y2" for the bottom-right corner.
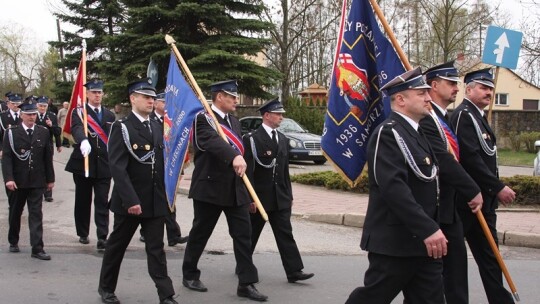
[{"x1": 278, "y1": 118, "x2": 307, "y2": 133}]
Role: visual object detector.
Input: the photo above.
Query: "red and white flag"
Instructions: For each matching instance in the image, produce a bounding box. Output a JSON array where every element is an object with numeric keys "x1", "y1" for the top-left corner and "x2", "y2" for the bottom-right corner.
[{"x1": 63, "y1": 56, "x2": 86, "y2": 137}]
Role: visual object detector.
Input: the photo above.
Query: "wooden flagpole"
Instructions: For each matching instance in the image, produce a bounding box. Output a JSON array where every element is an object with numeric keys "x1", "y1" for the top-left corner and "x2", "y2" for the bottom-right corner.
[
  {"x1": 368, "y1": 0, "x2": 412, "y2": 71},
  {"x1": 484, "y1": 65, "x2": 519, "y2": 301},
  {"x1": 164, "y1": 34, "x2": 268, "y2": 222},
  {"x1": 487, "y1": 66, "x2": 500, "y2": 123},
  {"x1": 81, "y1": 40, "x2": 89, "y2": 178},
  {"x1": 367, "y1": 0, "x2": 518, "y2": 300}
]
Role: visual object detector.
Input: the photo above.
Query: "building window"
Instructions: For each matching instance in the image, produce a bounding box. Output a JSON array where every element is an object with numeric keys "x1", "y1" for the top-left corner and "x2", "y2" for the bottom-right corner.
[
  {"x1": 495, "y1": 93, "x2": 508, "y2": 106},
  {"x1": 523, "y1": 99, "x2": 540, "y2": 111}
]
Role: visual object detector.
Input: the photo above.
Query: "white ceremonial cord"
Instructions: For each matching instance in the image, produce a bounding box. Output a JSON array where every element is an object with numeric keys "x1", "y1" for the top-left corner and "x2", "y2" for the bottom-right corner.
[
  {"x1": 8, "y1": 129, "x2": 31, "y2": 161},
  {"x1": 391, "y1": 129, "x2": 438, "y2": 182},
  {"x1": 249, "y1": 136, "x2": 276, "y2": 169},
  {"x1": 120, "y1": 123, "x2": 155, "y2": 164},
  {"x1": 429, "y1": 110, "x2": 449, "y2": 150}
]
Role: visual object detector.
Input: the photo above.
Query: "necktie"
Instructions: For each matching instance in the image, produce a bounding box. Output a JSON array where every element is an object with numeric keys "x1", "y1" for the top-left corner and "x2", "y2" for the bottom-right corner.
[
  {"x1": 94, "y1": 107, "x2": 101, "y2": 122},
  {"x1": 27, "y1": 128, "x2": 33, "y2": 139},
  {"x1": 271, "y1": 130, "x2": 277, "y2": 145},
  {"x1": 444, "y1": 113, "x2": 449, "y2": 121},
  {"x1": 14, "y1": 112, "x2": 18, "y2": 122},
  {"x1": 143, "y1": 120, "x2": 152, "y2": 134},
  {"x1": 224, "y1": 115, "x2": 231, "y2": 128}
]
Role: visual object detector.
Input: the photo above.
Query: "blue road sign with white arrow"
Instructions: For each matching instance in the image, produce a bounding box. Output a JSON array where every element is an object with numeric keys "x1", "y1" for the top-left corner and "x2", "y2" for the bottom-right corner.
[{"x1": 482, "y1": 25, "x2": 523, "y2": 69}]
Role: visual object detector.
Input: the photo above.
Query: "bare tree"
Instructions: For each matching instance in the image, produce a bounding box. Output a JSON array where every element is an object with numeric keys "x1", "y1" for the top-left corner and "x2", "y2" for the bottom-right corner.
[
  {"x1": 259, "y1": 0, "x2": 341, "y2": 101},
  {"x1": 0, "y1": 24, "x2": 44, "y2": 94},
  {"x1": 518, "y1": 0, "x2": 540, "y2": 85}
]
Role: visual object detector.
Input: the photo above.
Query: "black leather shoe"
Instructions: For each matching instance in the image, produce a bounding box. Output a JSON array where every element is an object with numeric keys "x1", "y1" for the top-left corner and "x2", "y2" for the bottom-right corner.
[
  {"x1": 97, "y1": 239, "x2": 107, "y2": 251},
  {"x1": 45, "y1": 197, "x2": 54, "y2": 202},
  {"x1": 237, "y1": 284, "x2": 268, "y2": 302},
  {"x1": 168, "y1": 236, "x2": 188, "y2": 246},
  {"x1": 182, "y1": 278, "x2": 208, "y2": 292},
  {"x1": 160, "y1": 296, "x2": 178, "y2": 304},
  {"x1": 287, "y1": 271, "x2": 314, "y2": 283},
  {"x1": 79, "y1": 236, "x2": 90, "y2": 244},
  {"x1": 31, "y1": 251, "x2": 51, "y2": 261},
  {"x1": 98, "y1": 287, "x2": 120, "y2": 304},
  {"x1": 139, "y1": 235, "x2": 145, "y2": 242},
  {"x1": 9, "y1": 244, "x2": 20, "y2": 253}
]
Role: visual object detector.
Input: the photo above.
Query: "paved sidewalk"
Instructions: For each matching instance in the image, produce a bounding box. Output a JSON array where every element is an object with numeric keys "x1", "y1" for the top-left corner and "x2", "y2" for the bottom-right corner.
[{"x1": 179, "y1": 174, "x2": 540, "y2": 249}]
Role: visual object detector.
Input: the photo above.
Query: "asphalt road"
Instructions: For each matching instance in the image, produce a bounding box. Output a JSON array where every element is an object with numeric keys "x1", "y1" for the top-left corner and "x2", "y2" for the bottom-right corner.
[{"x1": 1, "y1": 149, "x2": 538, "y2": 303}]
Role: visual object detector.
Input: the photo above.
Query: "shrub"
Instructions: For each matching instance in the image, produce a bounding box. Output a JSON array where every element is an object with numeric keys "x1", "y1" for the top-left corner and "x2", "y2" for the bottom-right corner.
[
  {"x1": 291, "y1": 170, "x2": 369, "y2": 193},
  {"x1": 519, "y1": 131, "x2": 540, "y2": 153},
  {"x1": 283, "y1": 97, "x2": 325, "y2": 135},
  {"x1": 500, "y1": 175, "x2": 540, "y2": 206},
  {"x1": 292, "y1": 172, "x2": 540, "y2": 207},
  {"x1": 507, "y1": 131, "x2": 521, "y2": 152}
]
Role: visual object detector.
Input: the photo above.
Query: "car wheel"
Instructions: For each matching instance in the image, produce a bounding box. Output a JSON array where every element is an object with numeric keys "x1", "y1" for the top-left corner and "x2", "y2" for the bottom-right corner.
[{"x1": 314, "y1": 160, "x2": 326, "y2": 165}]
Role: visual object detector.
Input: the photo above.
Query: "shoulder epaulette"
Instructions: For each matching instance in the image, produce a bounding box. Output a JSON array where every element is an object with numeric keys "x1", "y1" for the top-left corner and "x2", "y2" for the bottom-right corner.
[{"x1": 382, "y1": 120, "x2": 396, "y2": 128}]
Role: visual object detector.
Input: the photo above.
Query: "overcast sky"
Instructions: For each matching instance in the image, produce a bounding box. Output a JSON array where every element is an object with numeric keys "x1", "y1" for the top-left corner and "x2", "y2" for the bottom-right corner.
[{"x1": 2, "y1": 0, "x2": 535, "y2": 52}]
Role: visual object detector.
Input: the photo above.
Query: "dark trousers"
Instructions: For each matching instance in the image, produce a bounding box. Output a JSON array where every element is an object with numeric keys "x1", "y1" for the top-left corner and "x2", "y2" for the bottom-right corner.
[
  {"x1": 140, "y1": 211, "x2": 182, "y2": 241},
  {"x1": 72, "y1": 174, "x2": 111, "y2": 240},
  {"x1": 99, "y1": 214, "x2": 174, "y2": 301},
  {"x1": 459, "y1": 208, "x2": 515, "y2": 304},
  {"x1": 44, "y1": 189, "x2": 53, "y2": 200},
  {"x1": 250, "y1": 208, "x2": 303, "y2": 274},
  {"x1": 440, "y1": 221, "x2": 469, "y2": 304},
  {"x1": 8, "y1": 187, "x2": 46, "y2": 253},
  {"x1": 182, "y1": 200, "x2": 258, "y2": 285},
  {"x1": 346, "y1": 252, "x2": 444, "y2": 304},
  {"x1": 165, "y1": 211, "x2": 182, "y2": 240}
]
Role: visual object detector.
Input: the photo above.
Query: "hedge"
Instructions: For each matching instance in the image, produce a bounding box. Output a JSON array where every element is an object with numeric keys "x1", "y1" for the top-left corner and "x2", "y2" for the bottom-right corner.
[{"x1": 292, "y1": 172, "x2": 540, "y2": 207}]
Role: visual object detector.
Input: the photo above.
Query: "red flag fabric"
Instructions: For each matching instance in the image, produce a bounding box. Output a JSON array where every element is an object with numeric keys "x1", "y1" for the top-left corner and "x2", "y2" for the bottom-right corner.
[{"x1": 62, "y1": 59, "x2": 85, "y2": 136}]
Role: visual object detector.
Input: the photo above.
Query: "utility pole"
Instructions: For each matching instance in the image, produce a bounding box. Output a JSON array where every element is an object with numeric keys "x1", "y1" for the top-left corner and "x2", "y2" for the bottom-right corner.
[{"x1": 56, "y1": 19, "x2": 67, "y2": 82}]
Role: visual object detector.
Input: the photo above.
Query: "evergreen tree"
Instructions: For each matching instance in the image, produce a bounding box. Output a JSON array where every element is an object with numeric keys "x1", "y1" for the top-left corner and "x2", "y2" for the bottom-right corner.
[
  {"x1": 50, "y1": 0, "x2": 124, "y2": 103},
  {"x1": 104, "y1": 0, "x2": 280, "y2": 102}
]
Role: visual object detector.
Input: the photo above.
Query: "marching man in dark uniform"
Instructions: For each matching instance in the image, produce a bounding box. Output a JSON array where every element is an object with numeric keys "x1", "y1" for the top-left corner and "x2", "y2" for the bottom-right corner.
[
  {"x1": 419, "y1": 61, "x2": 484, "y2": 303},
  {"x1": 139, "y1": 92, "x2": 188, "y2": 246},
  {"x1": 98, "y1": 78, "x2": 177, "y2": 304},
  {"x1": 2, "y1": 97, "x2": 54, "y2": 260},
  {"x1": 65, "y1": 79, "x2": 114, "y2": 251},
  {"x1": 450, "y1": 68, "x2": 516, "y2": 304},
  {"x1": 36, "y1": 95, "x2": 63, "y2": 202},
  {"x1": 0, "y1": 93, "x2": 23, "y2": 157},
  {"x1": 242, "y1": 98, "x2": 314, "y2": 283},
  {"x1": 182, "y1": 80, "x2": 268, "y2": 302},
  {"x1": 346, "y1": 68, "x2": 447, "y2": 304}
]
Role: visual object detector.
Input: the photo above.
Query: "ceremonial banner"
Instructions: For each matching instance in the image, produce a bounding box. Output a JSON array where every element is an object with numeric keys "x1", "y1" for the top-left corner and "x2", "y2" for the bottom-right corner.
[
  {"x1": 321, "y1": 0, "x2": 405, "y2": 186},
  {"x1": 163, "y1": 53, "x2": 204, "y2": 209},
  {"x1": 62, "y1": 58, "x2": 85, "y2": 137}
]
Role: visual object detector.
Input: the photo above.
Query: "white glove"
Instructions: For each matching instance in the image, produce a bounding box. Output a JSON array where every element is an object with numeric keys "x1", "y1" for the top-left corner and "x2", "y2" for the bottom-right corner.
[{"x1": 80, "y1": 139, "x2": 92, "y2": 157}]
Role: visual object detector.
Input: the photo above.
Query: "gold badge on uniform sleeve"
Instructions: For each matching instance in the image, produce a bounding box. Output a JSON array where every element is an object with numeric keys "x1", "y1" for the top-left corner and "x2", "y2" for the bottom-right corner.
[
  {"x1": 266, "y1": 150, "x2": 272, "y2": 156},
  {"x1": 132, "y1": 144, "x2": 138, "y2": 150},
  {"x1": 424, "y1": 157, "x2": 431, "y2": 165},
  {"x1": 145, "y1": 145, "x2": 151, "y2": 151}
]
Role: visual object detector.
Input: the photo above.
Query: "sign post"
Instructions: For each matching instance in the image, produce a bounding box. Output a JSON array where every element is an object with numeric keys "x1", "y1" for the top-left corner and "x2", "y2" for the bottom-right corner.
[{"x1": 481, "y1": 25, "x2": 522, "y2": 302}]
